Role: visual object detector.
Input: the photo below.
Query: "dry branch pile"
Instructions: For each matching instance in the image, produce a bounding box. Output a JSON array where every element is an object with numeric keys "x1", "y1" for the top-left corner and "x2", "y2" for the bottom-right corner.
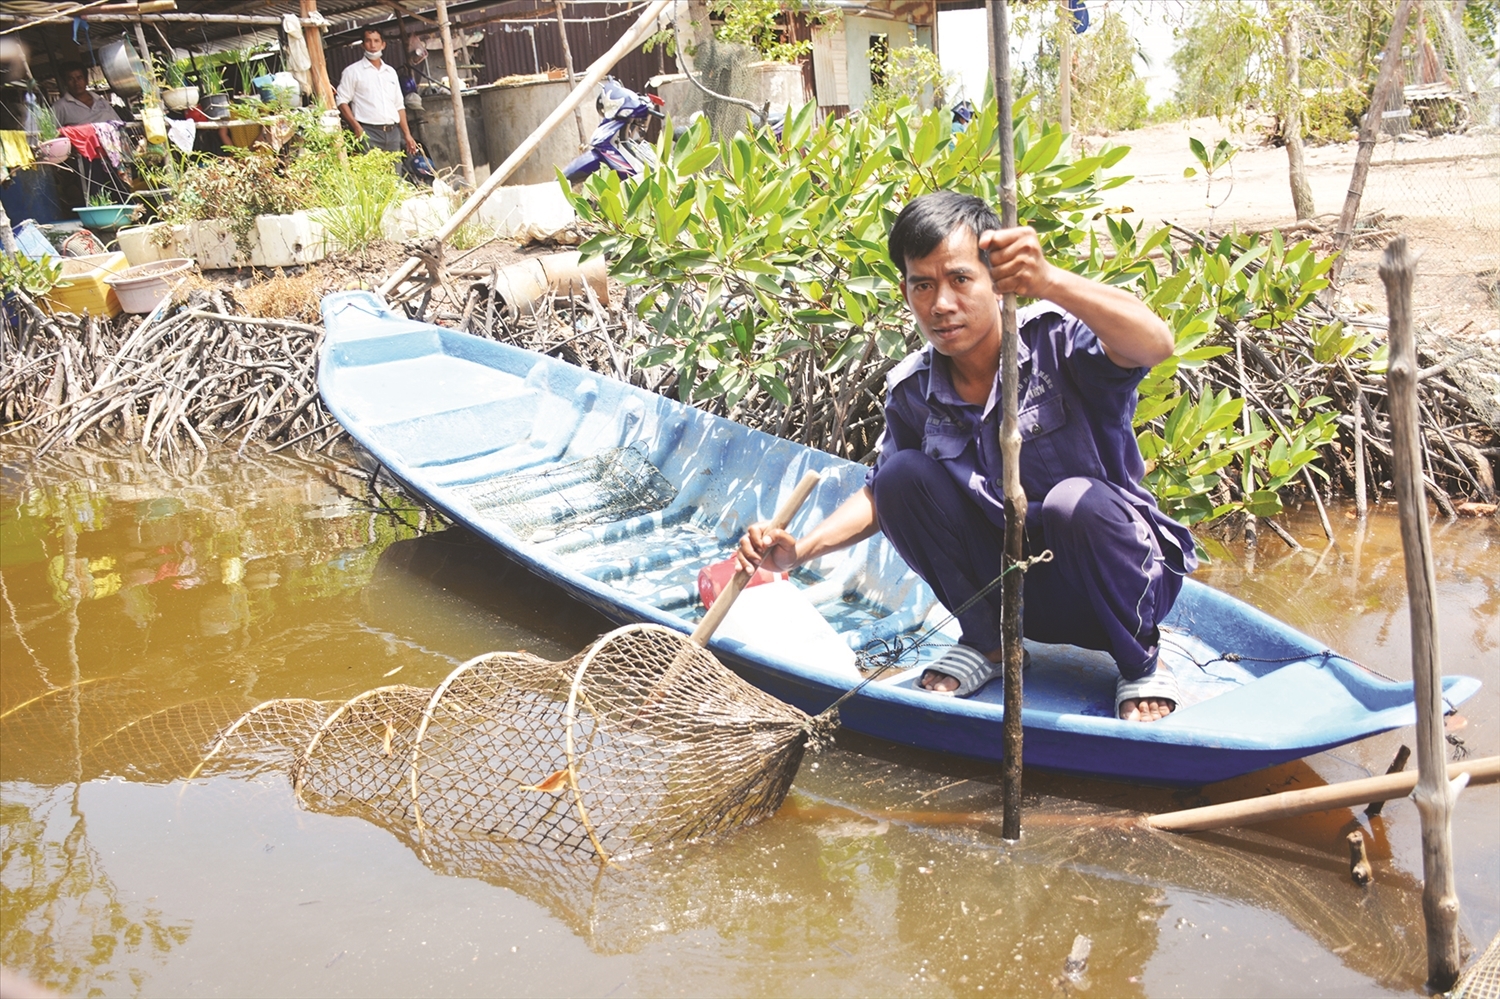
[
  {"x1": 1166, "y1": 227, "x2": 1498, "y2": 519},
  {"x1": 1, "y1": 286, "x2": 344, "y2": 458},
  {"x1": 3, "y1": 243, "x2": 1495, "y2": 523}
]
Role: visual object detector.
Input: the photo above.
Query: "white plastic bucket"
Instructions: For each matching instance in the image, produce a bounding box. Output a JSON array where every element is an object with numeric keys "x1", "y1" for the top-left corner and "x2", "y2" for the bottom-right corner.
[{"x1": 106, "y1": 258, "x2": 194, "y2": 314}]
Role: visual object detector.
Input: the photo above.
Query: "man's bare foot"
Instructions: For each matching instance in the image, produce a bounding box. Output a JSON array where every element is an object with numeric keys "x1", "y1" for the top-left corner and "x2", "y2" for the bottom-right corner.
[
  {"x1": 919, "y1": 669, "x2": 961, "y2": 692},
  {"x1": 919, "y1": 645, "x2": 1008, "y2": 693},
  {"x1": 1114, "y1": 664, "x2": 1178, "y2": 722},
  {"x1": 1118, "y1": 695, "x2": 1175, "y2": 722}
]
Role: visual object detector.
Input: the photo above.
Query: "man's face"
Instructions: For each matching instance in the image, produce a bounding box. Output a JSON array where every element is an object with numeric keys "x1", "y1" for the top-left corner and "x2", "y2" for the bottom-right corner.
[
  {"x1": 362, "y1": 32, "x2": 386, "y2": 57},
  {"x1": 65, "y1": 68, "x2": 89, "y2": 98},
  {"x1": 899, "y1": 225, "x2": 1000, "y2": 363}
]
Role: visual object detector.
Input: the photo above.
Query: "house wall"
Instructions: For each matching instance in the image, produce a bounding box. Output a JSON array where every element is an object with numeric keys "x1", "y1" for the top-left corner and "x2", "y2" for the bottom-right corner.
[{"x1": 835, "y1": 14, "x2": 920, "y2": 112}]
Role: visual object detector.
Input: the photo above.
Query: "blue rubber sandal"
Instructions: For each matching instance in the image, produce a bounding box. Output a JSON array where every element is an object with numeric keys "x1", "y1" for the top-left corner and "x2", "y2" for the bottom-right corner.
[{"x1": 920, "y1": 644, "x2": 1001, "y2": 698}]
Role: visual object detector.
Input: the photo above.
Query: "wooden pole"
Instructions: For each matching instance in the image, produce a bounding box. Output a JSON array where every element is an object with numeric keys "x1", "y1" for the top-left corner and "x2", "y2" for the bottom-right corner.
[
  {"x1": 300, "y1": 0, "x2": 335, "y2": 110},
  {"x1": 990, "y1": 0, "x2": 1026, "y2": 844},
  {"x1": 434, "y1": 0, "x2": 475, "y2": 187},
  {"x1": 1381, "y1": 234, "x2": 1463, "y2": 993},
  {"x1": 379, "y1": 0, "x2": 672, "y2": 297},
  {"x1": 1057, "y1": 0, "x2": 1071, "y2": 141},
  {"x1": 1146, "y1": 756, "x2": 1496, "y2": 833},
  {"x1": 555, "y1": 1, "x2": 589, "y2": 149},
  {"x1": 1330, "y1": 0, "x2": 1414, "y2": 287}
]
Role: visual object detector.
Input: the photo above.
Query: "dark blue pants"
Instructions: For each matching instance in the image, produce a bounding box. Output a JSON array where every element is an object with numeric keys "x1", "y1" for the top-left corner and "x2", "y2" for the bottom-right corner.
[{"x1": 871, "y1": 450, "x2": 1180, "y2": 680}]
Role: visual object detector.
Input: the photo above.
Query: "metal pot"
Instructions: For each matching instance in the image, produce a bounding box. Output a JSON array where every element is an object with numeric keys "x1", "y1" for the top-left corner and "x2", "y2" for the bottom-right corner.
[{"x1": 100, "y1": 37, "x2": 147, "y2": 98}]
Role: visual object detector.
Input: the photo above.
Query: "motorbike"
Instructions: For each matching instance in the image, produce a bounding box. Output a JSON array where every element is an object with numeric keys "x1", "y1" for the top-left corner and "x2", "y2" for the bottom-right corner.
[{"x1": 562, "y1": 77, "x2": 665, "y2": 184}]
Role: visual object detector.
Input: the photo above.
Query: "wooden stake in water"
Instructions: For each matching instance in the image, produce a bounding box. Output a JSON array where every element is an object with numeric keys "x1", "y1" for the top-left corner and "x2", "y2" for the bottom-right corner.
[
  {"x1": 989, "y1": 0, "x2": 1026, "y2": 843},
  {"x1": 1380, "y1": 235, "x2": 1464, "y2": 992}
]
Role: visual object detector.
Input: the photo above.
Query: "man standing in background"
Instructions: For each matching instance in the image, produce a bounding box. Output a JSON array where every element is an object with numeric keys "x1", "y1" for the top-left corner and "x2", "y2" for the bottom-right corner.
[
  {"x1": 335, "y1": 27, "x2": 417, "y2": 157},
  {"x1": 51, "y1": 63, "x2": 120, "y2": 126}
]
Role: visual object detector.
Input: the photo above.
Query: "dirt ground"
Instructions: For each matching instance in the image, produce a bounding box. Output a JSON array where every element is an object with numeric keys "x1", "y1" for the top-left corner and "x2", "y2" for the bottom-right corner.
[{"x1": 1086, "y1": 116, "x2": 1500, "y2": 341}]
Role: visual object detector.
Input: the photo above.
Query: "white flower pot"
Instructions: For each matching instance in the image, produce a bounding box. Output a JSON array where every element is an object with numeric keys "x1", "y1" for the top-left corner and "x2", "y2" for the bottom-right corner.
[
  {"x1": 192, "y1": 219, "x2": 261, "y2": 269},
  {"x1": 383, "y1": 194, "x2": 453, "y2": 240},
  {"x1": 254, "y1": 211, "x2": 327, "y2": 267}
]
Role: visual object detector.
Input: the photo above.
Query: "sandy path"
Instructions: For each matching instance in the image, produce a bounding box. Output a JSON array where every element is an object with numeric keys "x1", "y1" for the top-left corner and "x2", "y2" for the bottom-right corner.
[{"x1": 1085, "y1": 117, "x2": 1499, "y2": 337}]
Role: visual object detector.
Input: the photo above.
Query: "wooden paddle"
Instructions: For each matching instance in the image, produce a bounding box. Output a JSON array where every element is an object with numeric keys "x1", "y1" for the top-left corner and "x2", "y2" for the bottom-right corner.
[
  {"x1": 637, "y1": 470, "x2": 822, "y2": 710},
  {"x1": 1147, "y1": 755, "x2": 1498, "y2": 833},
  {"x1": 691, "y1": 471, "x2": 822, "y2": 645}
]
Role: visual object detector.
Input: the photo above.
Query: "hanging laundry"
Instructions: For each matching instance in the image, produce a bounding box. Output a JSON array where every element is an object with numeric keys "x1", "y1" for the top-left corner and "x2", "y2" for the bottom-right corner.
[
  {"x1": 283, "y1": 13, "x2": 313, "y2": 97},
  {"x1": 0, "y1": 130, "x2": 35, "y2": 170},
  {"x1": 94, "y1": 120, "x2": 126, "y2": 167},
  {"x1": 59, "y1": 123, "x2": 103, "y2": 161},
  {"x1": 166, "y1": 118, "x2": 195, "y2": 154}
]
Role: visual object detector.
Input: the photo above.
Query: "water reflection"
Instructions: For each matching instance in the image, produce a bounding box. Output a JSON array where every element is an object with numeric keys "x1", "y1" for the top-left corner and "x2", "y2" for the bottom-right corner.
[{"x1": 1, "y1": 449, "x2": 1495, "y2": 997}]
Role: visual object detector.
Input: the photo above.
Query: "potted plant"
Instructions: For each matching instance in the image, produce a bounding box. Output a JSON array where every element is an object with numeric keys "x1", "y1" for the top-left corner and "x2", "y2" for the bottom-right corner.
[
  {"x1": 196, "y1": 61, "x2": 230, "y2": 119},
  {"x1": 232, "y1": 48, "x2": 257, "y2": 97},
  {"x1": 76, "y1": 189, "x2": 138, "y2": 229},
  {"x1": 31, "y1": 104, "x2": 72, "y2": 163},
  {"x1": 160, "y1": 57, "x2": 199, "y2": 111}
]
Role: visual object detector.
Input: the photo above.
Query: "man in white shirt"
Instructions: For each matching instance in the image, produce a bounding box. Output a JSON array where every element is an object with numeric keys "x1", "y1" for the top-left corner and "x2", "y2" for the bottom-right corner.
[
  {"x1": 335, "y1": 28, "x2": 417, "y2": 157},
  {"x1": 52, "y1": 64, "x2": 121, "y2": 127}
]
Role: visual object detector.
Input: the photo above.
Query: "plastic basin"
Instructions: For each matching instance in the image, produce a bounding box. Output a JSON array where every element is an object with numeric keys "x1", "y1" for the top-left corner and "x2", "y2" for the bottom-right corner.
[
  {"x1": 105, "y1": 258, "x2": 194, "y2": 314},
  {"x1": 75, "y1": 204, "x2": 138, "y2": 229}
]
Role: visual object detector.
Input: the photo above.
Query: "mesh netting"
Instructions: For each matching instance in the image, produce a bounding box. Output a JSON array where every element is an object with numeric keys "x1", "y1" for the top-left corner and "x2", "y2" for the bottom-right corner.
[
  {"x1": 236, "y1": 623, "x2": 830, "y2": 862},
  {"x1": 2, "y1": 624, "x2": 828, "y2": 865},
  {"x1": 453, "y1": 444, "x2": 678, "y2": 542},
  {"x1": 1454, "y1": 930, "x2": 1500, "y2": 999}
]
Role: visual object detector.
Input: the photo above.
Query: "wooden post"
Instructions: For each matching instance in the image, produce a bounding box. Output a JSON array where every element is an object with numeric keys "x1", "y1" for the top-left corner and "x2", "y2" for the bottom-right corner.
[
  {"x1": 378, "y1": 0, "x2": 672, "y2": 297},
  {"x1": 1382, "y1": 235, "x2": 1463, "y2": 992},
  {"x1": 133, "y1": 23, "x2": 160, "y2": 103},
  {"x1": 990, "y1": 0, "x2": 1026, "y2": 843},
  {"x1": 300, "y1": 0, "x2": 336, "y2": 110},
  {"x1": 1057, "y1": 0, "x2": 1071, "y2": 141},
  {"x1": 555, "y1": 1, "x2": 588, "y2": 149},
  {"x1": 1331, "y1": 0, "x2": 1414, "y2": 287},
  {"x1": 435, "y1": 0, "x2": 475, "y2": 187},
  {"x1": 0, "y1": 201, "x2": 17, "y2": 255}
]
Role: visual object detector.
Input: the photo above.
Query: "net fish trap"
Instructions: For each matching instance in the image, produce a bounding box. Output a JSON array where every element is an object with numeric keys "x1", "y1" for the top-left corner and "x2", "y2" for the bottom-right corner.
[
  {"x1": 214, "y1": 623, "x2": 833, "y2": 864},
  {"x1": 222, "y1": 473, "x2": 833, "y2": 863}
]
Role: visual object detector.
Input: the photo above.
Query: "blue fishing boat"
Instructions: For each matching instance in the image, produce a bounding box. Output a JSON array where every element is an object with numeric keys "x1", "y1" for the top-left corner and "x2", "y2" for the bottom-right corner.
[{"x1": 318, "y1": 291, "x2": 1480, "y2": 786}]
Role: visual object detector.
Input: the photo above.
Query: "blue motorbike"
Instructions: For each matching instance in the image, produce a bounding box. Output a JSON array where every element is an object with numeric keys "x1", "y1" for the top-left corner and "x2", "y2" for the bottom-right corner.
[{"x1": 562, "y1": 77, "x2": 665, "y2": 184}]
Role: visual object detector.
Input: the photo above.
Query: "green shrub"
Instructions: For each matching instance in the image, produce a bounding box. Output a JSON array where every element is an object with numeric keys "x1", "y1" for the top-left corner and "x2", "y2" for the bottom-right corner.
[
  {"x1": 310, "y1": 147, "x2": 409, "y2": 260},
  {"x1": 566, "y1": 96, "x2": 1348, "y2": 524},
  {"x1": 1, "y1": 253, "x2": 63, "y2": 298},
  {"x1": 1302, "y1": 87, "x2": 1367, "y2": 144}
]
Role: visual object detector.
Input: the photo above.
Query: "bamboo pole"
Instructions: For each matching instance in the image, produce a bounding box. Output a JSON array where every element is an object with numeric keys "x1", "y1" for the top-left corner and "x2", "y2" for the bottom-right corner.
[
  {"x1": 435, "y1": 0, "x2": 475, "y2": 187},
  {"x1": 990, "y1": 0, "x2": 1026, "y2": 843},
  {"x1": 379, "y1": 0, "x2": 672, "y2": 297},
  {"x1": 301, "y1": 0, "x2": 335, "y2": 110},
  {"x1": 1146, "y1": 756, "x2": 1497, "y2": 833},
  {"x1": 555, "y1": 1, "x2": 588, "y2": 149},
  {"x1": 1382, "y1": 235, "x2": 1463, "y2": 992},
  {"x1": 1057, "y1": 0, "x2": 1071, "y2": 141},
  {"x1": 1330, "y1": 0, "x2": 1415, "y2": 287}
]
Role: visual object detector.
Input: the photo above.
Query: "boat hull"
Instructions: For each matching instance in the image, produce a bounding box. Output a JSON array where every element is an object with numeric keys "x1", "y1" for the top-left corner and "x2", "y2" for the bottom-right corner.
[{"x1": 319, "y1": 291, "x2": 1479, "y2": 786}]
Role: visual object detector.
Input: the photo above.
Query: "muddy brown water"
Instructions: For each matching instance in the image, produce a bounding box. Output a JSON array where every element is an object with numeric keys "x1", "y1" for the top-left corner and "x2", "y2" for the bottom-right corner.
[{"x1": 1, "y1": 449, "x2": 1495, "y2": 998}]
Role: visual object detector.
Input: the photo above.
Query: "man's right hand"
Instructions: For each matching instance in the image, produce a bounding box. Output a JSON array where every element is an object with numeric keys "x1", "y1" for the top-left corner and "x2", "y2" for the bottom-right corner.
[{"x1": 736, "y1": 523, "x2": 799, "y2": 576}]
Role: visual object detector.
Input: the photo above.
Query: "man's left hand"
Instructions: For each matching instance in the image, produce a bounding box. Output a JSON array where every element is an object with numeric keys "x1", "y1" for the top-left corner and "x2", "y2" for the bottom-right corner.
[
  {"x1": 404, "y1": 134, "x2": 418, "y2": 156},
  {"x1": 978, "y1": 226, "x2": 1057, "y2": 300}
]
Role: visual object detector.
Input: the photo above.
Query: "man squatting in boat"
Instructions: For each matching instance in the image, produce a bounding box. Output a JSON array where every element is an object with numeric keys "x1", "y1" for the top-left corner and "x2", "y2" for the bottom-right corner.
[{"x1": 737, "y1": 191, "x2": 1196, "y2": 722}]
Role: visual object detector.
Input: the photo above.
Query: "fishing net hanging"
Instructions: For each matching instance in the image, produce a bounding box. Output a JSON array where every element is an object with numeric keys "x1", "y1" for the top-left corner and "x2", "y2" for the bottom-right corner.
[{"x1": 209, "y1": 623, "x2": 834, "y2": 863}]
